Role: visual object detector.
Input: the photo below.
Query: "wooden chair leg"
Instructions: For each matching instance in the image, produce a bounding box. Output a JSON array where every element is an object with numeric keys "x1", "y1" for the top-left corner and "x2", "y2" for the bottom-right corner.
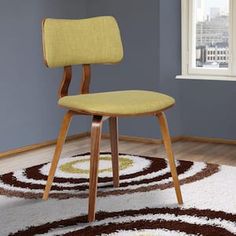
[
  {"x1": 88, "y1": 115, "x2": 103, "y2": 222},
  {"x1": 43, "y1": 111, "x2": 74, "y2": 200},
  {"x1": 157, "y1": 112, "x2": 183, "y2": 205},
  {"x1": 109, "y1": 117, "x2": 119, "y2": 188}
]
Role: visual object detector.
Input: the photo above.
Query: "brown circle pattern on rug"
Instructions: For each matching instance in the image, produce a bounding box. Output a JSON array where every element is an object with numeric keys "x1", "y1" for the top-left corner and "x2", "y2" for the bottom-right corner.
[
  {"x1": 9, "y1": 207, "x2": 236, "y2": 236},
  {"x1": 0, "y1": 152, "x2": 219, "y2": 200}
]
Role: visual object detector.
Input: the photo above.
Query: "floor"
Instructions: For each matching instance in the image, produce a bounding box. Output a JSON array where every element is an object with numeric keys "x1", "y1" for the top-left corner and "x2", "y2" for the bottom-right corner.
[{"x1": 0, "y1": 137, "x2": 236, "y2": 175}]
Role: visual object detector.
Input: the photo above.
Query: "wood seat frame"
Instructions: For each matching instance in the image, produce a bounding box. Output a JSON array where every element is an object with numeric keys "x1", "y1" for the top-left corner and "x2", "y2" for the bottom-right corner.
[{"x1": 42, "y1": 65, "x2": 183, "y2": 222}]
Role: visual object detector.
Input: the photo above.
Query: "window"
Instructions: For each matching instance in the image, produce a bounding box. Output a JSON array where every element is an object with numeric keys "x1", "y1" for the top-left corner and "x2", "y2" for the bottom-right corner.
[{"x1": 178, "y1": 0, "x2": 236, "y2": 80}]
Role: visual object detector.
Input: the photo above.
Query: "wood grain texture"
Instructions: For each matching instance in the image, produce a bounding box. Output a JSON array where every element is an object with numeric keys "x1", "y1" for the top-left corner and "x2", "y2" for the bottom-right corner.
[
  {"x1": 59, "y1": 66, "x2": 72, "y2": 98},
  {"x1": 0, "y1": 132, "x2": 90, "y2": 159},
  {"x1": 0, "y1": 137, "x2": 235, "y2": 177},
  {"x1": 182, "y1": 136, "x2": 236, "y2": 145},
  {"x1": 2, "y1": 134, "x2": 236, "y2": 160},
  {"x1": 88, "y1": 115, "x2": 103, "y2": 222},
  {"x1": 101, "y1": 133, "x2": 182, "y2": 144},
  {"x1": 109, "y1": 117, "x2": 119, "y2": 188},
  {"x1": 80, "y1": 64, "x2": 91, "y2": 94},
  {"x1": 157, "y1": 112, "x2": 183, "y2": 205},
  {"x1": 43, "y1": 111, "x2": 74, "y2": 200},
  {"x1": 41, "y1": 19, "x2": 49, "y2": 67}
]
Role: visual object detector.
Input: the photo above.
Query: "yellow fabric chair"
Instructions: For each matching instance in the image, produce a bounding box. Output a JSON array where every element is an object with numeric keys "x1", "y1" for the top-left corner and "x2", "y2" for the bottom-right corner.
[{"x1": 42, "y1": 16, "x2": 183, "y2": 222}]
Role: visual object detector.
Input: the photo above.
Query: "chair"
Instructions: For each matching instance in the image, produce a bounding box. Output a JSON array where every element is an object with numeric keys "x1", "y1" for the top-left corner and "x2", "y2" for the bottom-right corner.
[{"x1": 42, "y1": 16, "x2": 183, "y2": 222}]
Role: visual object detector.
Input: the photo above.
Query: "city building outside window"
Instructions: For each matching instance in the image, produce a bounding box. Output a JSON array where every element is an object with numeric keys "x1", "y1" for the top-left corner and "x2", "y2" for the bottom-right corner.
[{"x1": 177, "y1": 0, "x2": 236, "y2": 81}]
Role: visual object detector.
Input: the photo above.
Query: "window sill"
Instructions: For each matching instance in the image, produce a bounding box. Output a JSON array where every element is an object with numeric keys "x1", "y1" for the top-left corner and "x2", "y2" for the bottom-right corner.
[{"x1": 176, "y1": 75, "x2": 236, "y2": 82}]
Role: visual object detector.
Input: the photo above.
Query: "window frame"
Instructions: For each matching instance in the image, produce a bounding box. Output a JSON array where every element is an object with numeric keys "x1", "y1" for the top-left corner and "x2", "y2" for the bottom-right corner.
[{"x1": 179, "y1": 0, "x2": 236, "y2": 80}]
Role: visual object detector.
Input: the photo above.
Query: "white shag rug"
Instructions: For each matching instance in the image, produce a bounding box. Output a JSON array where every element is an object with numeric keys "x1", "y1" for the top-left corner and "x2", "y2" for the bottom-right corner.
[{"x1": 0, "y1": 152, "x2": 234, "y2": 236}]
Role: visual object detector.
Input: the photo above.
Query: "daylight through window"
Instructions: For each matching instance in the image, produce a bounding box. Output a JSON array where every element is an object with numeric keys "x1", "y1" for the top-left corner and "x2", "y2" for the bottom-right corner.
[
  {"x1": 194, "y1": 0, "x2": 229, "y2": 69},
  {"x1": 180, "y1": 0, "x2": 236, "y2": 79}
]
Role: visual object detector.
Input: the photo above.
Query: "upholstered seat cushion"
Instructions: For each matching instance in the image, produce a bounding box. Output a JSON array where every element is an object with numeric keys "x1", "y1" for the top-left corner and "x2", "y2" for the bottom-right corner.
[{"x1": 58, "y1": 90, "x2": 175, "y2": 116}]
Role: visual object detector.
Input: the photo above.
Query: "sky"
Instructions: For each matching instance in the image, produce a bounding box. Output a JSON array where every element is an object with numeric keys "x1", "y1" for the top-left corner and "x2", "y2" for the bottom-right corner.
[
  {"x1": 197, "y1": 0, "x2": 229, "y2": 22},
  {"x1": 204, "y1": 0, "x2": 229, "y2": 14}
]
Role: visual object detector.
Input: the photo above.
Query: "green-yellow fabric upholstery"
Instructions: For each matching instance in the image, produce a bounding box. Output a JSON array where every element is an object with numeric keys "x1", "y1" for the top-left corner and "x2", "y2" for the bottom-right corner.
[
  {"x1": 58, "y1": 90, "x2": 175, "y2": 116},
  {"x1": 43, "y1": 16, "x2": 123, "y2": 68},
  {"x1": 43, "y1": 16, "x2": 175, "y2": 116}
]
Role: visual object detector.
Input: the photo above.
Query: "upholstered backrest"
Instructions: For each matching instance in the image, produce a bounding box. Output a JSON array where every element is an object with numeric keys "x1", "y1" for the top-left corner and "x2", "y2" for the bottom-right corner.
[{"x1": 42, "y1": 16, "x2": 124, "y2": 68}]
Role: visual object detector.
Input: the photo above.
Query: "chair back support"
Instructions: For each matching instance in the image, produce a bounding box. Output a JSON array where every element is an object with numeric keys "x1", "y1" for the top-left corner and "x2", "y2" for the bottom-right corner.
[{"x1": 42, "y1": 16, "x2": 124, "y2": 68}]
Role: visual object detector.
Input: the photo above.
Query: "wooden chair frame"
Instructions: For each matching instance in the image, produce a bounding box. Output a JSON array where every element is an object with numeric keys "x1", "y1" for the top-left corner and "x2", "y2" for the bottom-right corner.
[{"x1": 42, "y1": 65, "x2": 183, "y2": 222}]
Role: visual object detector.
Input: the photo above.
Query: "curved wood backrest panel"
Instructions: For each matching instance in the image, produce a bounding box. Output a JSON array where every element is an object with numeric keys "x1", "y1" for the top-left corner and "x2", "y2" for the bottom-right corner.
[
  {"x1": 58, "y1": 66, "x2": 72, "y2": 98},
  {"x1": 58, "y1": 64, "x2": 91, "y2": 98},
  {"x1": 80, "y1": 64, "x2": 91, "y2": 94}
]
